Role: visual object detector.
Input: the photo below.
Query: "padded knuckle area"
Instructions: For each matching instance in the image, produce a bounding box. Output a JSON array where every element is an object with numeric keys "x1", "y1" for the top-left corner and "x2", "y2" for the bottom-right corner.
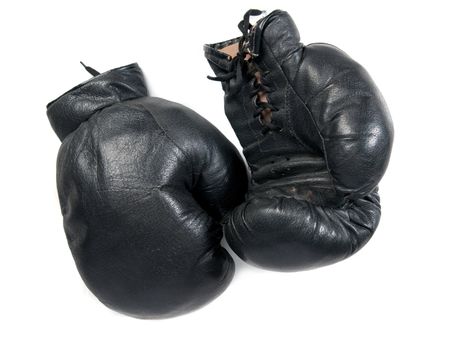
[
  {"x1": 302, "y1": 45, "x2": 393, "y2": 196},
  {"x1": 63, "y1": 169, "x2": 233, "y2": 317},
  {"x1": 226, "y1": 194, "x2": 380, "y2": 271}
]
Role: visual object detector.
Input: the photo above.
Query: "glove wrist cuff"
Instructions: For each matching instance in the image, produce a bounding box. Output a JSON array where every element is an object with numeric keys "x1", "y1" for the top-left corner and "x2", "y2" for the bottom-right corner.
[{"x1": 47, "y1": 63, "x2": 148, "y2": 140}]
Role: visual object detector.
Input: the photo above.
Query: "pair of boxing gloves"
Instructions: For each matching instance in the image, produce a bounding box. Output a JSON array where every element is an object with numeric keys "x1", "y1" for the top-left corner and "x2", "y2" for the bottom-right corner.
[{"x1": 47, "y1": 10, "x2": 393, "y2": 318}]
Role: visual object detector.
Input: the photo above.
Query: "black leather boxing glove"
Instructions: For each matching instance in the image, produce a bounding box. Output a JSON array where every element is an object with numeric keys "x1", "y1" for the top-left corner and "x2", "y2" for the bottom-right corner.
[
  {"x1": 205, "y1": 10, "x2": 393, "y2": 271},
  {"x1": 47, "y1": 63, "x2": 248, "y2": 318}
]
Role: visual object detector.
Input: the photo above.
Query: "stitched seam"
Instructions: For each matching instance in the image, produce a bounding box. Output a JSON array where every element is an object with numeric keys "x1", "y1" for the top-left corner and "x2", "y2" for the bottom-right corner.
[
  {"x1": 258, "y1": 59, "x2": 309, "y2": 151},
  {"x1": 288, "y1": 43, "x2": 305, "y2": 89},
  {"x1": 280, "y1": 45, "x2": 303, "y2": 68},
  {"x1": 66, "y1": 128, "x2": 90, "y2": 246},
  {"x1": 137, "y1": 104, "x2": 194, "y2": 181},
  {"x1": 285, "y1": 88, "x2": 310, "y2": 150}
]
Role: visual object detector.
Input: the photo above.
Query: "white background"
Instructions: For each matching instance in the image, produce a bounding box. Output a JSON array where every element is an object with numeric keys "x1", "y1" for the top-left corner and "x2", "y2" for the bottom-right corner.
[{"x1": 1, "y1": 0, "x2": 448, "y2": 349}]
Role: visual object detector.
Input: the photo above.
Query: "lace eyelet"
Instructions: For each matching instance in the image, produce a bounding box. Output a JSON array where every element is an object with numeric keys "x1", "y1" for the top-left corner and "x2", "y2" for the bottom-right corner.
[{"x1": 252, "y1": 95, "x2": 259, "y2": 108}]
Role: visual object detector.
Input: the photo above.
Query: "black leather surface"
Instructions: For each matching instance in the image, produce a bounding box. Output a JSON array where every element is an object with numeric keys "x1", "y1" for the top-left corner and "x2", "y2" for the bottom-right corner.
[
  {"x1": 205, "y1": 10, "x2": 394, "y2": 271},
  {"x1": 47, "y1": 63, "x2": 248, "y2": 318}
]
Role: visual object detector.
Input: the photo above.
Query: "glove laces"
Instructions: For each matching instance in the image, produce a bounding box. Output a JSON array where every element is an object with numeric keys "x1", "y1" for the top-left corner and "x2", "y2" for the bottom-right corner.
[{"x1": 208, "y1": 9, "x2": 282, "y2": 135}]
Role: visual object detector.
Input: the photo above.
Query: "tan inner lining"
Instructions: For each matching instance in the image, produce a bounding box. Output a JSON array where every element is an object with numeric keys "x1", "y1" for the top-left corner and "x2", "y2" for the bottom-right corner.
[{"x1": 219, "y1": 43, "x2": 240, "y2": 58}]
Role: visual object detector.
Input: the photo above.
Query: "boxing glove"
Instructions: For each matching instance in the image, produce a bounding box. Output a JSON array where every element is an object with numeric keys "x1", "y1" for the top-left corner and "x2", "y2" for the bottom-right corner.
[
  {"x1": 205, "y1": 10, "x2": 393, "y2": 271},
  {"x1": 47, "y1": 63, "x2": 248, "y2": 318}
]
